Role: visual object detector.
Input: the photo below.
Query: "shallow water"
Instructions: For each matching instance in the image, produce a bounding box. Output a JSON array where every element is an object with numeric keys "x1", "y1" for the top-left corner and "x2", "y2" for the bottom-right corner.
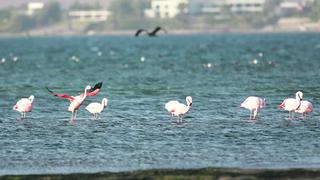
[{"x1": 1, "y1": 33, "x2": 320, "y2": 175}]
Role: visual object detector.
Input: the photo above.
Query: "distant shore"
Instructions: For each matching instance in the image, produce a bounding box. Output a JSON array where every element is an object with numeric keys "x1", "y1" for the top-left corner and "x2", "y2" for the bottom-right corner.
[
  {"x1": 0, "y1": 28, "x2": 319, "y2": 38},
  {"x1": 2, "y1": 168, "x2": 320, "y2": 180}
]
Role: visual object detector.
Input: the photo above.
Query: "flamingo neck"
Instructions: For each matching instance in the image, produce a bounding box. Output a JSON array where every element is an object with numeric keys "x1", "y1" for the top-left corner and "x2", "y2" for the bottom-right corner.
[
  {"x1": 81, "y1": 88, "x2": 88, "y2": 101},
  {"x1": 295, "y1": 95, "x2": 302, "y2": 110},
  {"x1": 186, "y1": 101, "x2": 192, "y2": 107},
  {"x1": 101, "y1": 99, "x2": 106, "y2": 108}
]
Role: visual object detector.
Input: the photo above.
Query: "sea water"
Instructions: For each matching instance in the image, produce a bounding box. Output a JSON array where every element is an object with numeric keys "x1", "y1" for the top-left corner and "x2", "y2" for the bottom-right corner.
[{"x1": 0, "y1": 33, "x2": 320, "y2": 175}]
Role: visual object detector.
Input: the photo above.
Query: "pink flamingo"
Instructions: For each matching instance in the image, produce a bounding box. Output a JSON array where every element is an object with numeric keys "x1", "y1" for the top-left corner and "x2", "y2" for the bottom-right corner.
[
  {"x1": 85, "y1": 98, "x2": 108, "y2": 119},
  {"x1": 47, "y1": 82, "x2": 102, "y2": 121},
  {"x1": 13, "y1": 95, "x2": 34, "y2": 118},
  {"x1": 165, "y1": 96, "x2": 192, "y2": 123},
  {"x1": 240, "y1": 96, "x2": 266, "y2": 120},
  {"x1": 279, "y1": 91, "x2": 303, "y2": 119},
  {"x1": 79, "y1": 82, "x2": 103, "y2": 97},
  {"x1": 295, "y1": 100, "x2": 313, "y2": 119}
]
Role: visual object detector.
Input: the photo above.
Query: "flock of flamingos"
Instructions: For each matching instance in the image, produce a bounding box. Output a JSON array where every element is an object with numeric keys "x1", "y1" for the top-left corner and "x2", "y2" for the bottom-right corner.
[{"x1": 12, "y1": 81, "x2": 313, "y2": 122}]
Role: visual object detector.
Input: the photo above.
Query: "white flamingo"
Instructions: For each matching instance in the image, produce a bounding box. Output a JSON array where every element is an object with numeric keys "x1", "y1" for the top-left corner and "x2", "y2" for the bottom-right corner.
[
  {"x1": 279, "y1": 91, "x2": 303, "y2": 119},
  {"x1": 165, "y1": 96, "x2": 192, "y2": 123},
  {"x1": 85, "y1": 98, "x2": 108, "y2": 119},
  {"x1": 295, "y1": 100, "x2": 313, "y2": 119},
  {"x1": 240, "y1": 96, "x2": 266, "y2": 120},
  {"x1": 13, "y1": 95, "x2": 34, "y2": 118}
]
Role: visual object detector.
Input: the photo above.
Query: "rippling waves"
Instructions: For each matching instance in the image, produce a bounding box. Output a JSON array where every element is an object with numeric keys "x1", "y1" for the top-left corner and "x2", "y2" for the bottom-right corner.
[{"x1": 0, "y1": 33, "x2": 320, "y2": 175}]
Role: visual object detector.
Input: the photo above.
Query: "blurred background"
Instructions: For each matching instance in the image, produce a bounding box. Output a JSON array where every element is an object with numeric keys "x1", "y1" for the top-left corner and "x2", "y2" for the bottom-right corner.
[{"x1": 0, "y1": 0, "x2": 319, "y2": 35}]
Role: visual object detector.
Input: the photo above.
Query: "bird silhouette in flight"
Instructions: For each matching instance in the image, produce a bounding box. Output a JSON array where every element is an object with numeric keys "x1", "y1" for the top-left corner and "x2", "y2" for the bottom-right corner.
[{"x1": 135, "y1": 26, "x2": 167, "y2": 37}]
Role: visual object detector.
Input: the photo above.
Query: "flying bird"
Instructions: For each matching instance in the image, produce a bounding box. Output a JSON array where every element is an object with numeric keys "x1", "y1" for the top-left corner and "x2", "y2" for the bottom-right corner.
[
  {"x1": 46, "y1": 82, "x2": 103, "y2": 122},
  {"x1": 86, "y1": 98, "x2": 108, "y2": 119},
  {"x1": 165, "y1": 96, "x2": 192, "y2": 123},
  {"x1": 279, "y1": 91, "x2": 303, "y2": 119},
  {"x1": 13, "y1": 95, "x2": 34, "y2": 118},
  {"x1": 135, "y1": 26, "x2": 167, "y2": 37},
  {"x1": 240, "y1": 96, "x2": 266, "y2": 120}
]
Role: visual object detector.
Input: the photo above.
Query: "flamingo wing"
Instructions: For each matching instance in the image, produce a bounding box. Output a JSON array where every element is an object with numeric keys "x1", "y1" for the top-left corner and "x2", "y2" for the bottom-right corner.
[
  {"x1": 84, "y1": 82, "x2": 103, "y2": 97},
  {"x1": 165, "y1": 100, "x2": 180, "y2": 112},
  {"x1": 46, "y1": 87, "x2": 75, "y2": 101}
]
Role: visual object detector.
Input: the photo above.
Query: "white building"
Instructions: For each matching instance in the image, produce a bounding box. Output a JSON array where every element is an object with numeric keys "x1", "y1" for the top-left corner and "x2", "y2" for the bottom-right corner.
[
  {"x1": 144, "y1": 0, "x2": 188, "y2": 18},
  {"x1": 27, "y1": 2, "x2": 44, "y2": 15},
  {"x1": 189, "y1": 0, "x2": 227, "y2": 15},
  {"x1": 280, "y1": 0, "x2": 308, "y2": 13},
  {"x1": 68, "y1": 10, "x2": 111, "y2": 22},
  {"x1": 226, "y1": 0, "x2": 266, "y2": 13}
]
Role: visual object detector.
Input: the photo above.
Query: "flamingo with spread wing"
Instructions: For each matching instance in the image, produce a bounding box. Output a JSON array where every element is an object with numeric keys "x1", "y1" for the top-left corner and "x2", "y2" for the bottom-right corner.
[{"x1": 46, "y1": 82, "x2": 103, "y2": 121}]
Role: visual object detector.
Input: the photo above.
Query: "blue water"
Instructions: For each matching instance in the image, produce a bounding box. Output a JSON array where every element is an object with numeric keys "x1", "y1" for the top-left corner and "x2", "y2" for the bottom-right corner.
[{"x1": 1, "y1": 33, "x2": 320, "y2": 175}]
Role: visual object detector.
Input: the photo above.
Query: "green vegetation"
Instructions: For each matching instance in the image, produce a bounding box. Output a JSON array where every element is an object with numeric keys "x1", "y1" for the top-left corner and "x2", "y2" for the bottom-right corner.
[
  {"x1": 8, "y1": 14, "x2": 35, "y2": 32},
  {"x1": 1, "y1": 2, "x2": 62, "y2": 33},
  {"x1": 109, "y1": 0, "x2": 149, "y2": 29},
  {"x1": 309, "y1": 1, "x2": 320, "y2": 21},
  {"x1": 70, "y1": 0, "x2": 102, "y2": 10},
  {"x1": 36, "y1": 2, "x2": 61, "y2": 26}
]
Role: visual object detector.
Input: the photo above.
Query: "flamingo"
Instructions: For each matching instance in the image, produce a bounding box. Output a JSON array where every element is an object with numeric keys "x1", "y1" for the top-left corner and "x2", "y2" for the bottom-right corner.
[
  {"x1": 279, "y1": 91, "x2": 303, "y2": 119},
  {"x1": 46, "y1": 82, "x2": 102, "y2": 121},
  {"x1": 85, "y1": 98, "x2": 108, "y2": 119},
  {"x1": 13, "y1": 95, "x2": 34, "y2": 118},
  {"x1": 240, "y1": 96, "x2": 266, "y2": 120},
  {"x1": 295, "y1": 100, "x2": 313, "y2": 119},
  {"x1": 165, "y1": 96, "x2": 192, "y2": 123}
]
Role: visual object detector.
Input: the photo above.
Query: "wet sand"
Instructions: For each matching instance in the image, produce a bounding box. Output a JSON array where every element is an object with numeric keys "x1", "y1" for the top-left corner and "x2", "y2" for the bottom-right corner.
[{"x1": 2, "y1": 168, "x2": 320, "y2": 180}]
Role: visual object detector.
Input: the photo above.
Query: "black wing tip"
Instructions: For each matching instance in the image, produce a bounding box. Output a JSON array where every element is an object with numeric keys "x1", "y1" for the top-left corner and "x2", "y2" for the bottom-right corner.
[
  {"x1": 93, "y1": 82, "x2": 103, "y2": 89},
  {"x1": 46, "y1": 87, "x2": 53, "y2": 93}
]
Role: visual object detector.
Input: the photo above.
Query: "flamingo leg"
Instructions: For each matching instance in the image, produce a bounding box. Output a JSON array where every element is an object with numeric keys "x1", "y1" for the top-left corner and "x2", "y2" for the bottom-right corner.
[
  {"x1": 169, "y1": 113, "x2": 174, "y2": 121},
  {"x1": 71, "y1": 111, "x2": 75, "y2": 121},
  {"x1": 177, "y1": 116, "x2": 181, "y2": 123},
  {"x1": 302, "y1": 113, "x2": 306, "y2": 119},
  {"x1": 74, "y1": 110, "x2": 77, "y2": 120},
  {"x1": 292, "y1": 112, "x2": 294, "y2": 120},
  {"x1": 288, "y1": 111, "x2": 291, "y2": 119},
  {"x1": 253, "y1": 109, "x2": 258, "y2": 120},
  {"x1": 249, "y1": 110, "x2": 253, "y2": 120}
]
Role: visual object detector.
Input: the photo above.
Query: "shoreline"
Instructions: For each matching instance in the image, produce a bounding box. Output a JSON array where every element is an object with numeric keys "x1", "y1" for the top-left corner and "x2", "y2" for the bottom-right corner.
[
  {"x1": 0, "y1": 29, "x2": 319, "y2": 38},
  {"x1": 2, "y1": 168, "x2": 320, "y2": 179}
]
